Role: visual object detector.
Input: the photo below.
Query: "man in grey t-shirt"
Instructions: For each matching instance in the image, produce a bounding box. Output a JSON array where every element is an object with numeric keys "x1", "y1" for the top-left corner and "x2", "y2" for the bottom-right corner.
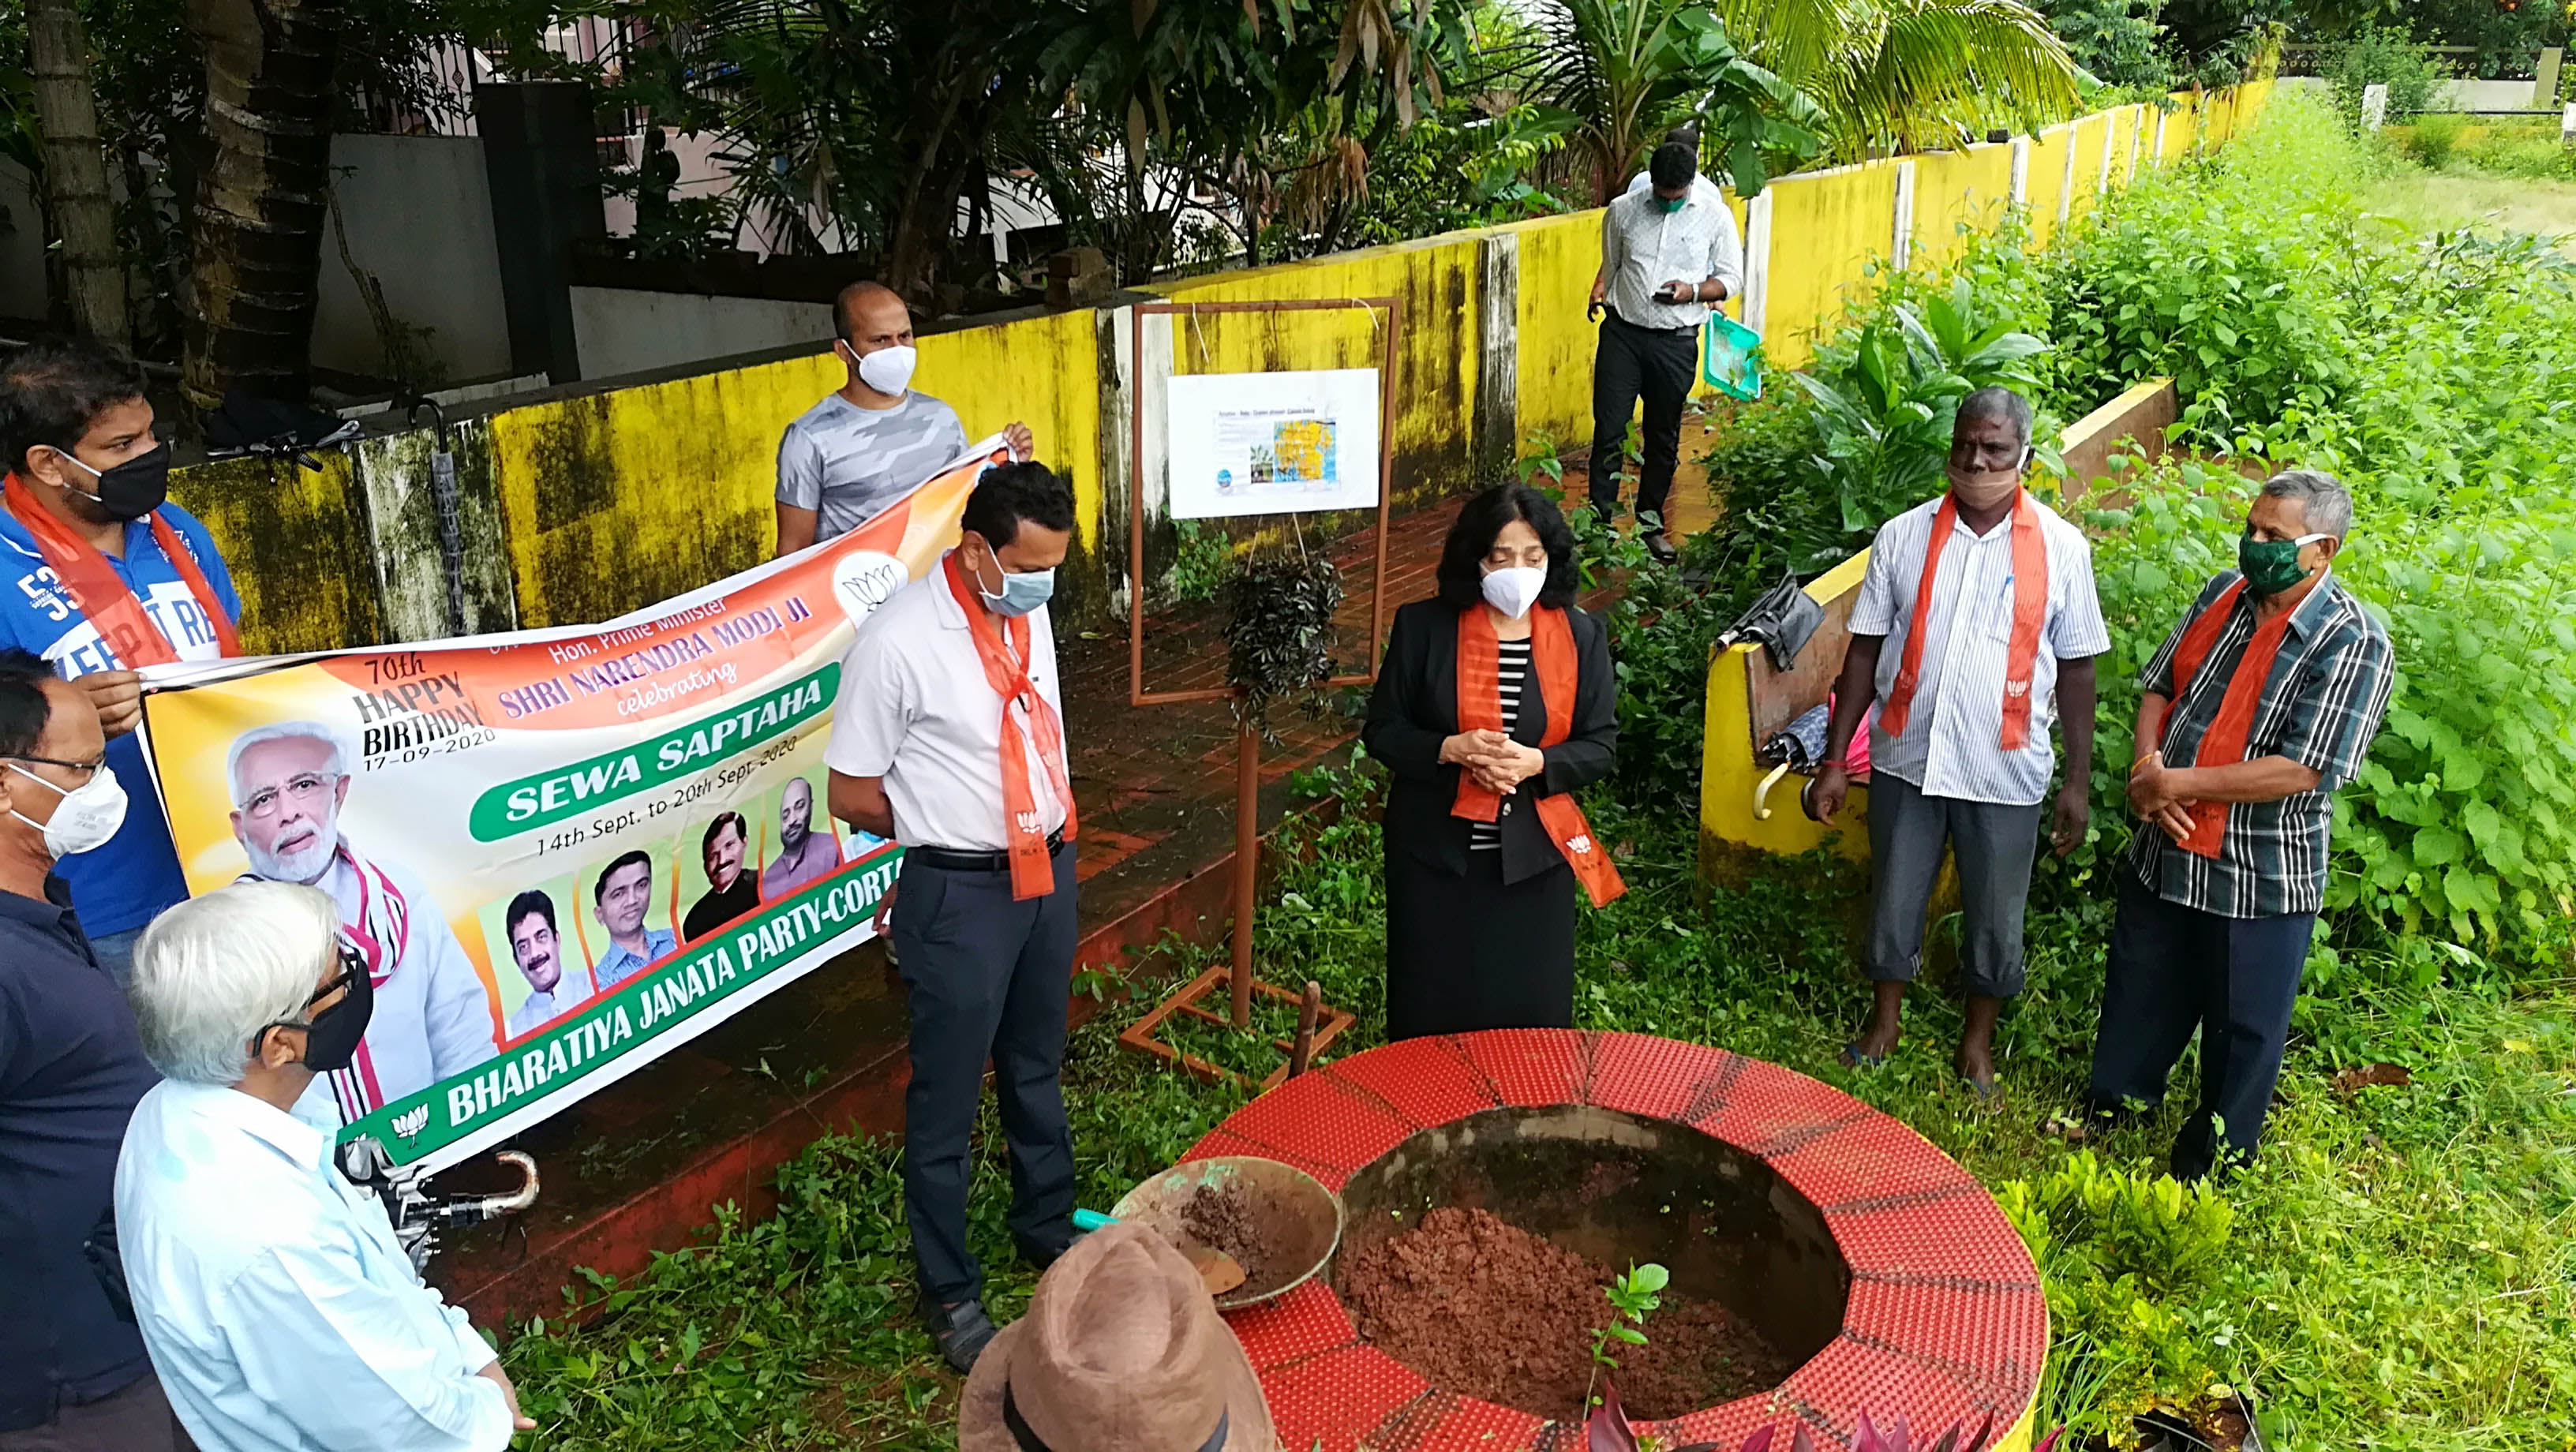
[{"x1": 774, "y1": 282, "x2": 1034, "y2": 556}]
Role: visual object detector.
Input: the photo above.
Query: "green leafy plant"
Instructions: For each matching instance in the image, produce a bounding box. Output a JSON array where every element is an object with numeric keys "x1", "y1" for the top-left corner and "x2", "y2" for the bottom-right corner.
[
  {"x1": 1167, "y1": 519, "x2": 1236, "y2": 604},
  {"x1": 1222, "y1": 550, "x2": 1346, "y2": 738},
  {"x1": 1583, "y1": 1260, "x2": 1668, "y2": 1413},
  {"x1": 1526, "y1": 0, "x2": 1827, "y2": 200},
  {"x1": 1791, "y1": 277, "x2": 2054, "y2": 537},
  {"x1": 2323, "y1": 26, "x2": 2447, "y2": 131},
  {"x1": 2389, "y1": 111, "x2": 2468, "y2": 170}
]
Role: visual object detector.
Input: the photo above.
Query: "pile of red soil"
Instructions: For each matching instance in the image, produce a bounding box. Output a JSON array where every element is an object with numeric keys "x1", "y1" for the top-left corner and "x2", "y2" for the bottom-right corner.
[
  {"x1": 1180, "y1": 1181, "x2": 1283, "y2": 1294},
  {"x1": 1339, "y1": 1207, "x2": 1795, "y2": 1421}
]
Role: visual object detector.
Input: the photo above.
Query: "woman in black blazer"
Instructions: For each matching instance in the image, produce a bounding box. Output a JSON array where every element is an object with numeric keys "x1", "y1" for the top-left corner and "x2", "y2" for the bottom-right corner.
[{"x1": 1361, "y1": 484, "x2": 1620, "y2": 1040}]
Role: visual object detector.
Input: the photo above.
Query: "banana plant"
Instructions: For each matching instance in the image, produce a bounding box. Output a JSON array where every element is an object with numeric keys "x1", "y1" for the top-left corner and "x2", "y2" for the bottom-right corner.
[{"x1": 1790, "y1": 275, "x2": 2054, "y2": 543}]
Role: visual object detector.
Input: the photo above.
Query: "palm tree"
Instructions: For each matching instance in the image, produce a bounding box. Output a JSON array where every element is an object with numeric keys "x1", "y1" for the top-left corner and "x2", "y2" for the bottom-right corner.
[
  {"x1": 185, "y1": 0, "x2": 342, "y2": 404},
  {"x1": 1708, "y1": 0, "x2": 2081, "y2": 158},
  {"x1": 1524, "y1": 0, "x2": 1825, "y2": 200},
  {"x1": 26, "y1": 0, "x2": 128, "y2": 342}
]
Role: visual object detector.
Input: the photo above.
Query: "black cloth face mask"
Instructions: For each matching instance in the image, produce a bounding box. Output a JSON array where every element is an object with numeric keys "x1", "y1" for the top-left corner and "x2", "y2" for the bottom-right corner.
[
  {"x1": 56, "y1": 440, "x2": 173, "y2": 521},
  {"x1": 256, "y1": 943, "x2": 376, "y2": 1074}
]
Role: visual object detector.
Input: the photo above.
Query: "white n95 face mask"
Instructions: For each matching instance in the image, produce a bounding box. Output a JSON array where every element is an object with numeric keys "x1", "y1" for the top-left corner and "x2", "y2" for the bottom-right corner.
[
  {"x1": 1480, "y1": 566, "x2": 1548, "y2": 620},
  {"x1": 9, "y1": 762, "x2": 128, "y2": 858},
  {"x1": 855, "y1": 343, "x2": 918, "y2": 397}
]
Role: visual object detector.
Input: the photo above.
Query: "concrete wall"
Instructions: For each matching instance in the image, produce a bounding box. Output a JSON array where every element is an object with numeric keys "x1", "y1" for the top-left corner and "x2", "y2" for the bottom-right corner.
[
  {"x1": 570, "y1": 288, "x2": 835, "y2": 380},
  {"x1": 313, "y1": 135, "x2": 515, "y2": 385},
  {"x1": 163, "y1": 81, "x2": 2273, "y2": 657}
]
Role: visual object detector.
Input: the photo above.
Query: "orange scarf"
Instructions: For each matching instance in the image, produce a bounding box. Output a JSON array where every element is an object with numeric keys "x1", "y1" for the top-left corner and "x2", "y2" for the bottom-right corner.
[
  {"x1": 2158, "y1": 576, "x2": 2301, "y2": 859},
  {"x1": 3, "y1": 471, "x2": 240, "y2": 667},
  {"x1": 942, "y1": 552, "x2": 1077, "y2": 900},
  {"x1": 1451, "y1": 605, "x2": 1625, "y2": 908},
  {"x1": 1878, "y1": 490, "x2": 2049, "y2": 750}
]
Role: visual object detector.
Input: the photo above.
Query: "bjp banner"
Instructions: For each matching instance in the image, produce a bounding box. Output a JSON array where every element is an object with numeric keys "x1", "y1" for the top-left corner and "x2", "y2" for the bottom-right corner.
[{"x1": 137, "y1": 440, "x2": 1008, "y2": 1173}]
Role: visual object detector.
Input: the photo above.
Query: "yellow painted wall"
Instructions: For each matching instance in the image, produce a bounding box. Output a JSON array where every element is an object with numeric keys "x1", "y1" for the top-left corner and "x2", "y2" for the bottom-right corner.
[
  {"x1": 174, "y1": 453, "x2": 388, "y2": 655},
  {"x1": 1151, "y1": 234, "x2": 1483, "y2": 510},
  {"x1": 1761, "y1": 164, "x2": 1904, "y2": 371},
  {"x1": 1909, "y1": 142, "x2": 2018, "y2": 273},
  {"x1": 1500, "y1": 210, "x2": 1611, "y2": 454},
  {"x1": 2024, "y1": 123, "x2": 2075, "y2": 249}
]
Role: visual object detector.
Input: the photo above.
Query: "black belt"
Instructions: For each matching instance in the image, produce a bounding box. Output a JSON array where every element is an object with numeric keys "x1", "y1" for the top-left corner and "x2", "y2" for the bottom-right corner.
[
  {"x1": 1606, "y1": 308, "x2": 1698, "y2": 338},
  {"x1": 911, "y1": 831, "x2": 1065, "y2": 874}
]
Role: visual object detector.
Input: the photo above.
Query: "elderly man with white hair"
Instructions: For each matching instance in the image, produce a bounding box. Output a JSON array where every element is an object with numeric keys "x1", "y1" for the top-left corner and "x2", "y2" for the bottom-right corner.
[
  {"x1": 226, "y1": 722, "x2": 495, "y2": 1125},
  {"x1": 114, "y1": 882, "x2": 535, "y2": 1452}
]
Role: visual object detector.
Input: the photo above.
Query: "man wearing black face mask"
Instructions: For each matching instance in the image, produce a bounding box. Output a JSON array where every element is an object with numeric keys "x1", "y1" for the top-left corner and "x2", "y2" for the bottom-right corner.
[
  {"x1": 2080, "y1": 470, "x2": 2393, "y2": 1180},
  {"x1": 0, "y1": 339, "x2": 243, "y2": 984},
  {"x1": 1813, "y1": 388, "x2": 2109, "y2": 1095},
  {"x1": 116, "y1": 882, "x2": 532, "y2": 1451},
  {"x1": 0, "y1": 649, "x2": 192, "y2": 1452}
]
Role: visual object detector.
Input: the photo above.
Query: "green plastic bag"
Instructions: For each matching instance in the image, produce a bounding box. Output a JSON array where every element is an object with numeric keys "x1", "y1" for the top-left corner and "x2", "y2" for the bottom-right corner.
[{"x1": 1701, "y1": 314, "x2": 1762, "y2": 402}]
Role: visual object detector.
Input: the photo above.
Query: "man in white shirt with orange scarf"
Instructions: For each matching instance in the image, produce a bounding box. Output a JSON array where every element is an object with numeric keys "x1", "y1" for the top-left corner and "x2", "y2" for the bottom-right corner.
[
  {"x1": 1813, "y1": 387, "x2": 2109, "y2": 1095},
  {"x1": 824, "y1": 462, "x2": 1080, "y2": 1374}
]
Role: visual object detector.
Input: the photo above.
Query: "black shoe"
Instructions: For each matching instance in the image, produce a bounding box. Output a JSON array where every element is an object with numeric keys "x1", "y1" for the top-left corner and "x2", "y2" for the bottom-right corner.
[
  {"x1": 1015, "y1": 1233, "x2": 1073, "y2": 1272},
  {"x1": 921, "y1": 1296, "x2": 999, "y2": 1373},
  {"x1": 1644, "y1": 530, "x2": 1679, "y2": 563}
]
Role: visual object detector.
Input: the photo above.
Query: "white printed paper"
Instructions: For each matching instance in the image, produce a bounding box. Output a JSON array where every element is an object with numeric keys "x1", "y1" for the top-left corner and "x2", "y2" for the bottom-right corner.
[{"x1": 1166, "y1": 369, "x2": 1382, "y2": 520}]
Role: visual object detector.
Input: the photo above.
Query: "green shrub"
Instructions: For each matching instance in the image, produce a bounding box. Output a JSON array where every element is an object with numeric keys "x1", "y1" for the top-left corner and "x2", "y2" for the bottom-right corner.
[
  {"x1": 2045, "y1": 0, "x2": 2176, "y2": 94},
  {"x1": 2456, "y1": 125, "x2": 2576, "y2": 181},
  {"x1": 2391, "y1": 111, "x2": 2468, "y2": 169},
  {"x1": 2045, "y1": 99, "x2": 2357, "y2": 447},
  {"x1": 2324, "y1": 26, "x2": 2447, "y2": 129}
]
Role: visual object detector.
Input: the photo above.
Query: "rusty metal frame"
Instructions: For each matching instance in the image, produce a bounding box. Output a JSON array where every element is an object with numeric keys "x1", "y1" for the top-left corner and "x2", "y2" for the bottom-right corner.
[
  {"x1": 1125, "y1": 296, "x2": 1402, "y2": 707},
  {"x1": 1117, "y1": 966, "x2": 1359, "y2": 1093}
]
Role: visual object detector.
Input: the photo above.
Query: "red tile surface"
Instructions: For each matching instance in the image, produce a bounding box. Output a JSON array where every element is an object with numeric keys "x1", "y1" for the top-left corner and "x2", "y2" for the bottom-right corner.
[
  {"x1": 1202, "y1": 1031, "x2": 2046, "y2": 1452},
  {"x1": 1455, "y1": 1027, "x2": 1590, "y2": 1107},
  {"x1": 1219, "y1": 1070, "x2": 1423, "y2": 1180}
]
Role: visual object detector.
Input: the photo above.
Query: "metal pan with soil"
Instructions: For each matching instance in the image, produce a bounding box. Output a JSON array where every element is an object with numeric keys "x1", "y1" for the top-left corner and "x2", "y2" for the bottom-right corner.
[{"x1": 1108, "y1": 1155, "x2": 1343, "y2": 1310}]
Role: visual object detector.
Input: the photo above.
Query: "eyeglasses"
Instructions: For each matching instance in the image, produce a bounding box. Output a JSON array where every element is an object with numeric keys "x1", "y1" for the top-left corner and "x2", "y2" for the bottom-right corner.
[
  {"x1": 9, "y1": 753, "x2": 106, "y2": 783},
  {"x1": 242, "y1": 772, "x2": 340, "y2": 820}
]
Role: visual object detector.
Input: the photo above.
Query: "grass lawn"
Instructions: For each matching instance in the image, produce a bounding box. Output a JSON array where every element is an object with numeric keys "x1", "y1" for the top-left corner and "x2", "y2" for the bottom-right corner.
[{"x1": 2362, "y1": 171, "x2": 2576, "y2": 253}]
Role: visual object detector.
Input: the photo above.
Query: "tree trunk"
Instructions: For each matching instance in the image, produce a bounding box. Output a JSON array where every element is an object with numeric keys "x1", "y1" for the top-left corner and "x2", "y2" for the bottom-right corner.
[
  {"x1": 182, "y1": 0, "x2": 342, "y2": 406},
  {"x1": 28, "y1": 0, "x2": 129, "y2": 343}
]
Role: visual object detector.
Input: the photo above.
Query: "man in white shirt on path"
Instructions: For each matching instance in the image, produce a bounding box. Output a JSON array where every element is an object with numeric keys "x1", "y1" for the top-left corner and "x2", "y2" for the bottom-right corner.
[
  {"x1": 773, "y1": 282, "x2": 1035, "y2": 556},
  {"x1": 115, "y1": 881, "x2": 534, "y2": 1452},
  {"x1": 825, "y1": 462, "x2": 1080, "y2": 1374},
  {"x1": 1588, "y1": 140, "x2": 1743, "y2": 563},
  {"x1": 1810, "y1": 388, "x2": 2109, "y2": 1094}
]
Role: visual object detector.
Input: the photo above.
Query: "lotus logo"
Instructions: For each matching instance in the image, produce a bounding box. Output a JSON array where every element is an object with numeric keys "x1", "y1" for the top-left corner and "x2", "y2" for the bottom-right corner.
[
  {"x1": 392, "y1": 1105, "x2": 429, "y2": 1142},
  {"x1": 1016, "y1": 810, "x2": 1042, "y2": 834},
  {"x1": 2005, "y1": 680, "x2": 2030, "y2": 697},
  {"x1": 1568, "y1": 834, "x2": 1593, "y2": 855}
]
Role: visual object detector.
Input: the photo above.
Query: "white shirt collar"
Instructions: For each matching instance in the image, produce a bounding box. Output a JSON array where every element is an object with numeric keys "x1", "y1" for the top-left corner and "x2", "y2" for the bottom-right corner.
[{"x1": 177, "y1": 1079, "x2": 332, "y2": 1172}]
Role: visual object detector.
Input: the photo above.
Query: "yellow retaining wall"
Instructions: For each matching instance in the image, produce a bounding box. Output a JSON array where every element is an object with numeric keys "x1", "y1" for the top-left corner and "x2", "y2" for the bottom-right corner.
[
  {"x1": 1152, "y1": 234, "x2": 1485, "y2": 512},
  {"x1": 1762, "y1": 163, "x2": 1903, "y2": 371},
  {"x1": 167, "y1": 84, "x2": 2270, "y2": 653},
  {"x1": 1908, "y1": 141, "x2": 2019, "y2": 274}
]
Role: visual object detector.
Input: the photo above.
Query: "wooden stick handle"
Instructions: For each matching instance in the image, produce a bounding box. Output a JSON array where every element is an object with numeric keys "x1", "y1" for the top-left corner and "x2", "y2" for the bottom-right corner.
[{"x1": 1289, "y1": 980, "x2": 1322, "y2": 1078}]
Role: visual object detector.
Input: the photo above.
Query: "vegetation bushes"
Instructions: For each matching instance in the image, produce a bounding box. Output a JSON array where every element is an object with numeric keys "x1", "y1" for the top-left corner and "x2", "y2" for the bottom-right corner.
[{"x1": 2322, "y1": 26, "x2": 2448, "y2": 129}]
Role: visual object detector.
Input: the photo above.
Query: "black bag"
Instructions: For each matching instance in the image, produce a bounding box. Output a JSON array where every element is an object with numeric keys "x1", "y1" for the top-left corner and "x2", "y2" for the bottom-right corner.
[{"x1": 1716, "y1": 567, "x2": 1825, "y2": 672}]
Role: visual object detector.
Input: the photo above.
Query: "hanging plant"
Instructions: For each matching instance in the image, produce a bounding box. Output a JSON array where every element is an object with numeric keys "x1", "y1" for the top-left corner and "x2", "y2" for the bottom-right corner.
[{"x1": 1222, "y1": 549, "x2": 1345, "y2": 737}]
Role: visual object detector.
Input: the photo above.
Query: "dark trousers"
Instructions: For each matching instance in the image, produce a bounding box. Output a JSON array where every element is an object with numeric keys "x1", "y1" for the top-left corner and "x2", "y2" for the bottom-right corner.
[
  {"x1": 893, "y1": 847, "x2": 1079, "y2": 1305},
  {"x1": 0, "y1": 1370, "x2": 192, "y2": 1452},
  {"x1": 1863, "y1": 772, "x2": 2041, "y2": 1000},
  {"x1": 1589, "y1": 313, "x2": 1697, "y2": 523},
  {"x1": 2086, "y1": 874, "x2": 2316, "y2": 1179}
]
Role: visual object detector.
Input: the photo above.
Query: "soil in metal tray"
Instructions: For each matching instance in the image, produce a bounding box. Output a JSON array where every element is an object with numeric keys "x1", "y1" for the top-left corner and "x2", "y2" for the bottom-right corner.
[
  {"x1": 1178, "y1": 1181, "x2": 1289, "y2": 1297},
  {"x1": 1339, "y1": 1206, "x2": 1797, "y2": 1422}
]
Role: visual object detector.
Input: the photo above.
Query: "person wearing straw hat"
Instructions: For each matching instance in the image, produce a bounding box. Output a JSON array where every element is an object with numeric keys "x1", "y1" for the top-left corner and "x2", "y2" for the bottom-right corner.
[{"x1": 958, "y1": 1221, "x2": 1279, "y2": 1452}]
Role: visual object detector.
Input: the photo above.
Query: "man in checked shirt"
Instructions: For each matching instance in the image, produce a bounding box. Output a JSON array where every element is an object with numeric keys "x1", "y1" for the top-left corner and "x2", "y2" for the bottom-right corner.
[{"x1": 2081, "y1": 470, "x2": 2394, "y2": 1179}]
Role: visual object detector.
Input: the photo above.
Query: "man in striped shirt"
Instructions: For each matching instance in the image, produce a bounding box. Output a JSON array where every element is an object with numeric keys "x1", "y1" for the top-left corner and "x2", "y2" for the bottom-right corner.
[
  {"x1": 2083, "y1": 470, "x2": 2392, "y2": 1179},
  {"x1": 1812, "y1": 388, "x2": 2109, "y2": 1094}
]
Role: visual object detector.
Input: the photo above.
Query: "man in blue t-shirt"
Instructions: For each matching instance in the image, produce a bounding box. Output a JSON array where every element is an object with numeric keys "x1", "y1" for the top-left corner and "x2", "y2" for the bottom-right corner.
[{"x1": 0, "y1": 340, "x2": 242, "y2": 979}]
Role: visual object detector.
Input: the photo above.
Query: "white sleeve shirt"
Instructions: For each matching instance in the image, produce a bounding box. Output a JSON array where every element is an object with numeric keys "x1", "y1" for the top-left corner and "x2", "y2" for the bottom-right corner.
[
  {"x1": 822, "y1": 559, "x2": 1071, "y2": 851},
  {"x1": 1848, "y1": 493, "x2": 2110, "y2": 806},
  {"x1": 114, "y1": 1080, "x2": 515, "y2": 1452}
]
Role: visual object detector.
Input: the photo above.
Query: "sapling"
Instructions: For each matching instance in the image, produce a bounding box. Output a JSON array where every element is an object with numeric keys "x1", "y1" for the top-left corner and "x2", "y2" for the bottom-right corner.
[{"x1": 1582, "y1": 1261, "x2": 1669, "y2": 1415}]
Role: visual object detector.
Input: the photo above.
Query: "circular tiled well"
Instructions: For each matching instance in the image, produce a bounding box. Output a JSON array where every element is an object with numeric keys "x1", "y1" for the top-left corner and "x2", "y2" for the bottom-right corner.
[{"x1": 1181, "y1": 1029, "x2": 2046, "y2": 1452}]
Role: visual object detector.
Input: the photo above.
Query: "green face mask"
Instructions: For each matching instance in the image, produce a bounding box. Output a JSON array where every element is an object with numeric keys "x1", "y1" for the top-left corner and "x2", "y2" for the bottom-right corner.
[
  {"x1": 1658, "y1": 196, "x2": 1686, "y2": 214},
  {"x1": 2238, "y1": 530, "x2": 2328, "y2": 595}
]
